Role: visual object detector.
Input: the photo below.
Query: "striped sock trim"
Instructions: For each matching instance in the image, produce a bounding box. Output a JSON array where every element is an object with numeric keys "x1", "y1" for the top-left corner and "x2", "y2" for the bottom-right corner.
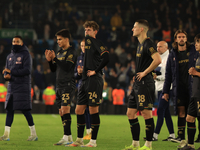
[
  {"x1": 188, "y1": 127, "x2": 196, "y2": 129},
  {"x1": 130, "y1": 122, "x2": 139, "y2": 126},
  {"x1": 77, "y1": 123, "x2": 86, "y2": 126}
]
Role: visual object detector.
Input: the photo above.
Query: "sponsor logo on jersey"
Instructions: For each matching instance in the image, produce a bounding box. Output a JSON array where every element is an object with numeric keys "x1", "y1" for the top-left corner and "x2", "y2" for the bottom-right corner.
[
  {"x1": 196, "y1": 65, "x2": 200, "y2": 69},
  {"x1": 58, "y1": 57, "x2": 65, "y2": 60},
  {"x1": 136, "y1": 53, "x2": 141, "y2": 57},
  {"x1": 178, "y1": 59, "x2": 189, "y2": 64},
  {"x1": 85, "y1": 46, "x2": 91, "y2": 49},
  {"x1": 149, "y1": 47, "x2": 156, "y2": 54}
]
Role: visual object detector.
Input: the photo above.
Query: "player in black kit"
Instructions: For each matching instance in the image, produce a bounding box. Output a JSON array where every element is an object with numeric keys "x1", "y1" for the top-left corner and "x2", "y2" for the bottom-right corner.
[
  {"x1": 180, "y1": 34, "x2": 200, "y2": 150},
  {"x1": 68, "y1": 21, "x2": 109, "y2": 147},
  {"x1": 123, "y1": 19, "x2": 161, "y2": 150},
  {"x1": 45, "y1": 29, "x2": 77, "y2": 146}
]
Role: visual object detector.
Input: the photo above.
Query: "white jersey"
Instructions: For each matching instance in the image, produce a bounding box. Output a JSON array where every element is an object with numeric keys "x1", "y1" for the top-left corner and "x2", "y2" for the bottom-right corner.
[{"x1": 155, "y1": 50, "x2": 171, "y2": 92}]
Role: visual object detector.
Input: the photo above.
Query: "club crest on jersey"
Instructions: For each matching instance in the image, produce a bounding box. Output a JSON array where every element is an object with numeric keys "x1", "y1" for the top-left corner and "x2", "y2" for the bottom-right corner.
[
  {"x1": 187, "y1": 52, "x2": 190, "y2": 56},
  {"x1": 63, "y1": 51, "x2": 67, "y2": 56},
  {"x1": 100, "y1": 46, "x2": 105, "y2": 52},
  {"x1": 67, "y1": 54, "x2": 73, "y2": 60},
  {"x1": 16, "y1": 57, "x2": 22, "y2": 64},
  {"x1": 87, "y1": 39, "x2": 91, "y2": 44}
]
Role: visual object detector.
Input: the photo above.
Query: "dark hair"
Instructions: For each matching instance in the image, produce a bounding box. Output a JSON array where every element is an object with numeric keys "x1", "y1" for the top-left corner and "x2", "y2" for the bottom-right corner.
[
  {"x1": 135, "y1": 19, "x2": 149, "y2": 29},
  {"x1": 81, "y1": 38, "x2": 85, "y2": 43},
  {"x1": 13, "y1": 35, "x2": 23, "y2": 42},
  {"x1": 83, "y1": 21, "x2": 99, "y2": 31},
  {"x1": 55, "y1": 29, "x2": 71, "y2": 40},
  {"x1": 172, "y1": 29, "x2": 190, "y2": 49},
  {"x1": 194, "y1": 33, "x2": 200, "y2": 43}
]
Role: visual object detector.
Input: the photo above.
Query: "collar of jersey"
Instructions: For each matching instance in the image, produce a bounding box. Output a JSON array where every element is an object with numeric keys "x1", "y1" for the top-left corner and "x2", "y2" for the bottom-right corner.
[
  {"x1": 178, "y1": 49, "x2": 187, "y2": 53},
  {"x1": 141, "y1": 37, "x2": 150, "y2": 44},
  {"x1": 59, "y1": 46, "x2": 71, "y2": 52}
]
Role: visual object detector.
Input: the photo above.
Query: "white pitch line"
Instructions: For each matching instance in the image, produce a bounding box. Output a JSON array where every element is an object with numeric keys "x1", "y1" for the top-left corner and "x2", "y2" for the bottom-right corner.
[{"x1": 51, "y1": 114, "x2": 58, "y2": 118}]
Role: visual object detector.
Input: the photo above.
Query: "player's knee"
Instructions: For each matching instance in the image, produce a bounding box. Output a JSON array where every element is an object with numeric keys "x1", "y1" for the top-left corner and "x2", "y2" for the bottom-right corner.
[
  {"x1": 186, "y1": 116, "x2": 195, "y2": 123},
  {"x1": 126, "y1": 110, "x2": 136, "y2": 119},
  {"x1": 59, "y1": 109, "x2": 62, "y2": 116},
  {"x1": 178, "y1": 112, "x2": 185, "y2": 117},
  {"x1": 126, "y1": 110, "x2": 131, "y2": 117},
  {"x1": 186, "y1": 117, "x2": 191, "y2": 122},
  {"x1": 89, "y1": 106, "x2": 99, "y2": 114},
  {"x1": 141, "y1": 110, "x2": 152, "y2": 119},
  {"x1": 61, "y1": 107, "x2": 70, "y2": 115},
  {"x1": 75, "y1": 108, "x2": 84, "y2": 115}
]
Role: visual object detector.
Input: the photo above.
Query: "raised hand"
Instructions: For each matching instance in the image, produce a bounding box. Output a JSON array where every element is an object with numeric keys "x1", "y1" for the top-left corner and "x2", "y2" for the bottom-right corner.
[
  {"x1": 45, "y1": 49, "x2": 52, "y2": 61},
  {"x1": 50, "y1": 50, "x2": 56, "y2": 60}
]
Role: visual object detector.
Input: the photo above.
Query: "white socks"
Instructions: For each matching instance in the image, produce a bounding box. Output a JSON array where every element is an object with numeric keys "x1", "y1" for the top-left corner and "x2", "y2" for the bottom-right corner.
[
  {"x1": 90, "y1": 139, "x2": 96, "y2": 144},
  {"x1": 169, "y1": 133, "x2": 175, "y2": 138},
  {"x1": 153, "y1": 133, "x2": 158, "y2": 139},
  {"x1": 86, "y1": 128, "x2": 91, "y2": 134},
  {"x1": 63, "y1": 135, "x2": 68, "y2": 140},
  {"x1": 29, "y1": 125, "x2": 37, "y2": 136},
  {"x1": 68, "y1": 135, "x2": 73, "y2": 141},
  {"x1": 144, "y1": 141, "x2": 152, "y2": 148},
  {"x1": 77, "y1": 137, "x2": 83, "y2": 142},
  {"x1": 4, "y1": 126, "x2": 36, "y2": 138},
  {"x1": 4, "y1": 126, "x2": 11, "y2": 137},
  {"x1": 63, "y1": 135, "x2": 73, "y2": 141},
  {"x1": 132, "y1": 140, "x2": 140, "y2": 147}
]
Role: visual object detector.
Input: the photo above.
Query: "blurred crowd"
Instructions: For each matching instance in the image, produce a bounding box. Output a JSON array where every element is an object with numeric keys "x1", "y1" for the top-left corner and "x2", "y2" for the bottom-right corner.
[{"x1": 0, "y1": 0, "x2": 199, "y2": 113}]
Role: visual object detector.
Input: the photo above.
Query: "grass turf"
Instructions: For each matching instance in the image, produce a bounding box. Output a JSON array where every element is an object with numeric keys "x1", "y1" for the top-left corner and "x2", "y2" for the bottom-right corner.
[{"x1": 0, "y1": 114, "x2": 200, "y2": 150}]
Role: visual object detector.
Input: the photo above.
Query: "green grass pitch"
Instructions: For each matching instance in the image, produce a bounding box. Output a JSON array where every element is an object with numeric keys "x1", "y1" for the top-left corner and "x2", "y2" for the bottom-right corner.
[{"x1": 0, "y1": 114, "x2": 200, "y2": 150}]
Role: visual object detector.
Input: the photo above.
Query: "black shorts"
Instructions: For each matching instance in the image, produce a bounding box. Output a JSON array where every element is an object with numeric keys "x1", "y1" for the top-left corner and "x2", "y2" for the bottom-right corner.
[
  {"x1": 187, "y1": 97, "x2": 200, "y2": 117},
  {"x1": 56, "y1": 88, "x2": 75, "y2": 109},
  {"x1": 77, "y1": 75, "x2": 103, "y2": 106},
  {"x1": 177, "y1": 89, "x2": 190, "y2": 107},
  {"x1": 128, "y1": 81, "x2": 155, "y2": 110}
]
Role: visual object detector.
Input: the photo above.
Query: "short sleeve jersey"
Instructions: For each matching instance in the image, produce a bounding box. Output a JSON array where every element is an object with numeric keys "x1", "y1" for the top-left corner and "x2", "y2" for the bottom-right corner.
[
  {"x1": 82, "y1": 36, "x2": 109, "y2": 80},
  {"x1": 55, "y1": 47, "x2": 77, "y2": 88},
  {"x1": 192, "y1": 56, "x2": 200, "y2": 98},
  {"x1": 135, "y1": 38, "x2": 157, "y2": 76}
]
